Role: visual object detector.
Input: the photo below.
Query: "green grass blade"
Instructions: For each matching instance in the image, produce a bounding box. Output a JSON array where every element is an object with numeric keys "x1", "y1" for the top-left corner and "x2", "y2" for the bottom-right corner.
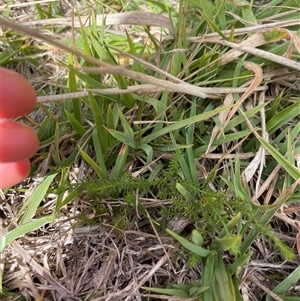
[
  {"x1": 92, "y1": 128, "x2": 108, "y2": 179},
  {"x1": 139, "y1": 143, "x2": 154, "y2": 165},
  {"x1": 141, "y1": 105, "x2": 233, "y2": 144},
  {"x1": 64, "y1": 109, "x2": 86, "y2": 136},
  {"x1": 68, "y1": 54, "x2": 82, "y2": 124},
  {"x1": 191, "y1": 230, "x2": 204, "y2": 246},
  {"x1": 166, "y1": 229, "x2": 212, "y2": 257},
  {"x1": 266, "y1": 101, "x2": 300, "y2": 134},
  {"x1": 80, "y1": 148, "x2": 106, "y2": 180},
  {"x1": 18, "y1": 173, "x2": 58, "y2": 224},
  {"x1": 186, "y1": 100, "x2": 198, "y2": 184},
  {"x1": 110, "y1": 144, "x2": 129, "y2": 179},
  {"x1": 271, "y1": 265, "x2": 300, "y2": 295},
  {"x1": 176, "y1": 183, "x2": 195, "y2": 202},
  {"x1": 203, "y1": 252, "x2": 216, "y2": 300},
  {"x1": 240, "y1": 180, "x2": 300, "y2": 255},
  {"x1": 88, "y1": 93, "x2": 108, "y2": 155},
  {"x1": 106, "y1": 128, "x2": 136, "y2": 149},
  {"x1": 0, "y1": 216, "x2": 53, "y2": 252},
  {"x1": 141, "y1": 287, "x2": 189, "y2": 298},
  {"x1": 213, "y1": 253, "x2": 236, "y2": 301},
  {"x1": 256, "y1": 136, "x2": 300, "y2": 181},
  {"x1": 218, "y1": 212, "x2": 242, "y2": 239},
  {"x1": 229, "y1": 252, "x2": 253, "y2": 276}
]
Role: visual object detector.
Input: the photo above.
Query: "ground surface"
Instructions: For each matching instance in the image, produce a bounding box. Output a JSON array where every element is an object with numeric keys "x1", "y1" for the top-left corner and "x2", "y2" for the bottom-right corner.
[{"x1": 0, "y1": 1, "x2": 300, "y2": 301}]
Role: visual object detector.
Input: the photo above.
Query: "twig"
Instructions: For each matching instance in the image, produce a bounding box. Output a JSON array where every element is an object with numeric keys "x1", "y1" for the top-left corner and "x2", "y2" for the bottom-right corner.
[
  {"x1": 21, "y1": 12, "x2": 175, "y2": 36},
  {"x1": 247, "y1": 275, "x2": 285, "y2": 301},
  {"x1": 188, "y1": 19, "x2": 300, "y2": 40},
  {"x1": 36, "y1": 85, "x2": 267, "y2": 103},
  {"x1": 202, "y1": 38, "x2": 300, "y2": 71}
]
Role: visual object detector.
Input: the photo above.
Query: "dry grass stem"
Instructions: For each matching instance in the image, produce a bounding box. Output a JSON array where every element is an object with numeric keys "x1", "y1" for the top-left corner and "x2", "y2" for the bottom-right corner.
[{"x1": 21, "y1": 12, "x2": 175, "y2": 36}]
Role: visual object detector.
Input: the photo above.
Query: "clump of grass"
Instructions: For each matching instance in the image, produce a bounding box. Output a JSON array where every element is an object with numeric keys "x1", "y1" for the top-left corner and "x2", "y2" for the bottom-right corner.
[{"x1": 0, "y1": 0, "x2": 300, "y2": 300}]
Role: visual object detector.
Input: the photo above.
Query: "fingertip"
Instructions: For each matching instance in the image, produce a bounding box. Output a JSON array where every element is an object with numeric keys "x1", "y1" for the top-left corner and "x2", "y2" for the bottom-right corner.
[
  {"x1": 0, "y1": 119, "x2": 39, "y2": 163},
  {"x1": 0, "y1": 160, "x2": 30, "y2": 189},
  {"x1": 0, "y1": 67, "x2": 37, "y2": 118}
]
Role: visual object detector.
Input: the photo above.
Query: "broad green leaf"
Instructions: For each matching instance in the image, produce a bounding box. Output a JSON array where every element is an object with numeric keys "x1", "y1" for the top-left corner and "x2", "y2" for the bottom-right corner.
[
  {"x1": 176, "y1": 183, "x2": 195, "y2": 202},
  {"x1": 166, "y1": 229, "x2": 212, "y2": 257},
  {"x1": 263, "y1": 28, "x2": 289, "y2": 43},
  {"x1": 203, "y1": 252, "x2": 216, "y2": 300},
  {"x1": 241, "y1": 6, "x2": 257, "y2": 25},
  {"x1": 214, "y1": 253, "x2": 236, "y2": 301},
  {"x1": 191, "y1": 230, "x2": 204, "y2": 246},
  {"x1": 106, "y1": 128, "x2": 136, "y2": 148},
  {"x1": 139, "y1": 143, "x2": 153, "y2": 165},
  {"x1": 141, "y1": 287, "x2": 189, "y2": 298},
  {"x1": 213, "y1": 235, "x2": 242, "y2": 252}
]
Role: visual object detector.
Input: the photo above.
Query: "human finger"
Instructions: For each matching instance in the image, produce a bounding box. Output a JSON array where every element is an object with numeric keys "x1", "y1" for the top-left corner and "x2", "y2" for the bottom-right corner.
[
  {"x1": 0, "y1": 119, "x2": 39, "y2": 163},
  {"x1": 0, "y1": 160, "x2": 31, "y2": 189},
  {"x1": 0, "y1": 68, "x2": 37, "y2": 118}
]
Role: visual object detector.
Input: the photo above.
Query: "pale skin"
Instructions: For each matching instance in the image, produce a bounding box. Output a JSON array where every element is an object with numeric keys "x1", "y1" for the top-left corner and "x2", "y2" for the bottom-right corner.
[{"x1": 0, "y1": 68, "x2": 39, "y2": 188}]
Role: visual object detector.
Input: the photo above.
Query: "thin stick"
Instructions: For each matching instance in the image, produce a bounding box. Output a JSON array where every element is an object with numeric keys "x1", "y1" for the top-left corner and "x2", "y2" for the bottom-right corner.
[
  {"x1": 37, "y1": 84, "x2": 267, "y2": 103},
  {"x1": 202, "y1": 38, "x2": 300, "y2": 71}
]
